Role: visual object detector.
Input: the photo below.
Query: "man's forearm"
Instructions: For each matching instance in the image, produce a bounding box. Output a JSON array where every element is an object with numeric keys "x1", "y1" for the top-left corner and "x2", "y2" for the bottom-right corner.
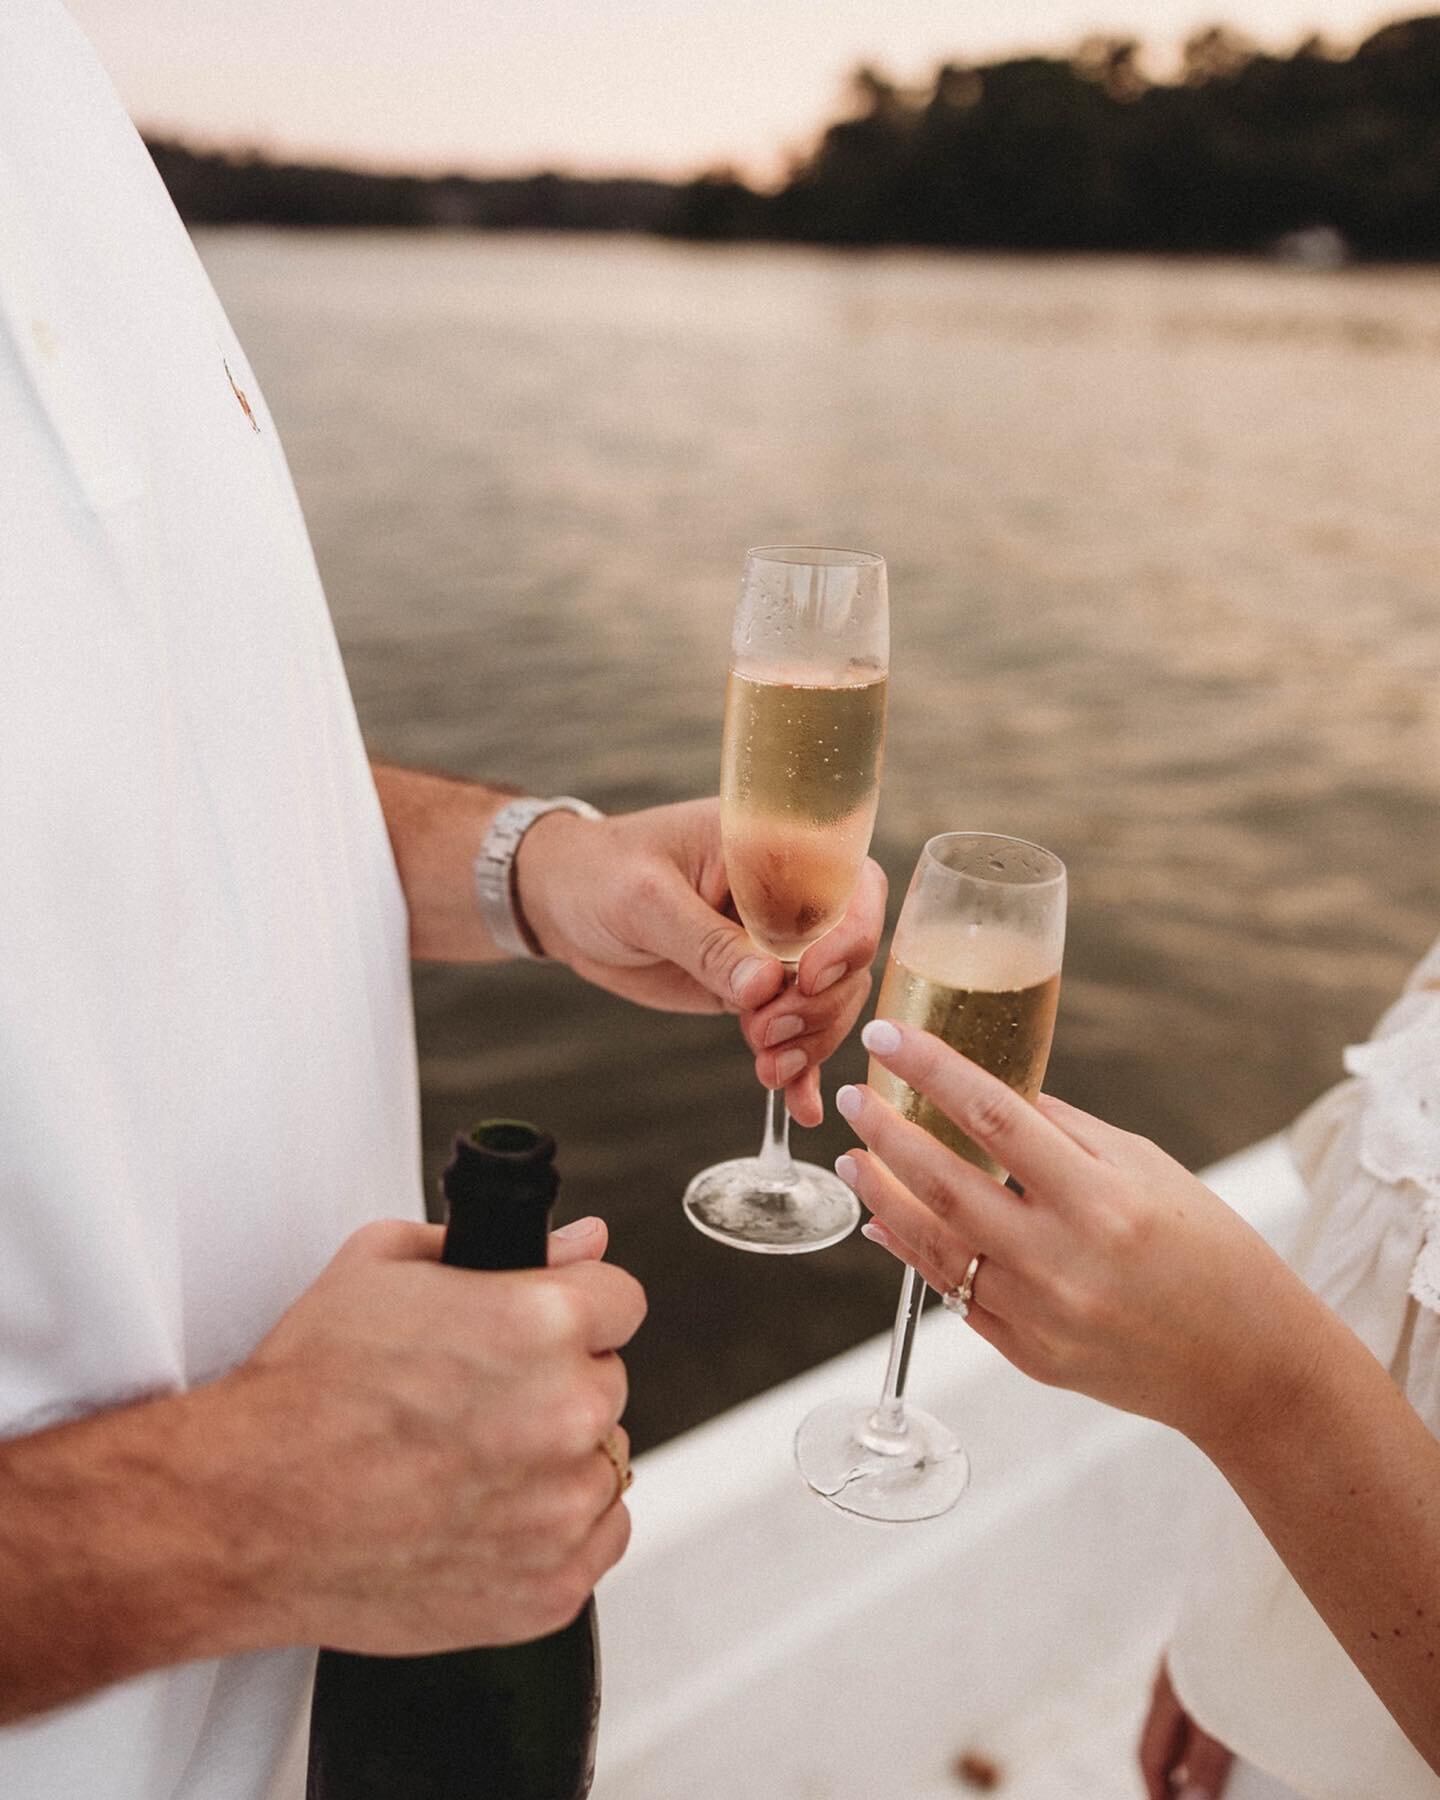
[
  {"x1": 370, "y1": 761, "x2": 524, "y2": 962},
  {"x1": 0, "y1": 1380, "x2": 282, "y2": 1724},
  {"x1": 1204, "y1": 1303, "x2": 1440, "y2": 1775}
]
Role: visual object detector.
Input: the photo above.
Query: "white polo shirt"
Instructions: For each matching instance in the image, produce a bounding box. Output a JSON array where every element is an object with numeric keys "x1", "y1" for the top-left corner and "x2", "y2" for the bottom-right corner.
[{"x1": 0, "y1": 4, "x2": 423, "y2": 1794}]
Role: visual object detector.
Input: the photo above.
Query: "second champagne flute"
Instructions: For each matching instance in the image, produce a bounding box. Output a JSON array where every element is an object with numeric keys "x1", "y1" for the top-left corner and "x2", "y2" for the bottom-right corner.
[
  {"x1": 682, "y1": 546, "x2": 888, "y2": 1253},
  {"x1": 794, "y1": 832, "x2": 1066, "y2": 1519}
]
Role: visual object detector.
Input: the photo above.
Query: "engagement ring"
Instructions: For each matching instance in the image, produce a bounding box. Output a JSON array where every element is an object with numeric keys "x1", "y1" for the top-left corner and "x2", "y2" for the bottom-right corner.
[{"x1": 942, "y1": 1253, "x2": 984, "y2": 1318}]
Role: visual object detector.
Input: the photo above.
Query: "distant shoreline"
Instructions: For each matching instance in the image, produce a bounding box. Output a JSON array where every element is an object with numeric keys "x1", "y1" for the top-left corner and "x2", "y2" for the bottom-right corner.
[{"x1": 148, "y1": 15, "x2": 1440, "y2": 263}]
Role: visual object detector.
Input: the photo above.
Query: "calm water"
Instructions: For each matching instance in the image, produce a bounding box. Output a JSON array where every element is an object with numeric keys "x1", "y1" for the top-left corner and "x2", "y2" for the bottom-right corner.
[{"x1": 200, "y1": 231, "x2": 1440, "y2": 1450}]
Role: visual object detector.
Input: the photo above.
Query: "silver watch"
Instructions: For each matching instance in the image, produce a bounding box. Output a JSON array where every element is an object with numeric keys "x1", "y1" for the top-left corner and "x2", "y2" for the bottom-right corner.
[{"x1": 473, "y1": 796, "x2": 604, "y2": 960}]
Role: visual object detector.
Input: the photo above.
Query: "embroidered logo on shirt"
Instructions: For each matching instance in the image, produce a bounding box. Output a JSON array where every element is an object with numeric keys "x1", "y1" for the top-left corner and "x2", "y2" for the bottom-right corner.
[{"x1": 224, "y1": 359, "x2": 261, "y2": 433}]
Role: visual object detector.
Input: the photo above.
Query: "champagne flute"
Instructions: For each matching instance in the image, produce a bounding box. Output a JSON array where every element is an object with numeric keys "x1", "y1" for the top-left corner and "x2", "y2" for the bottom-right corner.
[
  {"x1": 795, "y1": 832, "x2": 1066, "y2": 1519},
  {"x1": 682, "y1": 546, "x2": 889, "y2": 1253}
]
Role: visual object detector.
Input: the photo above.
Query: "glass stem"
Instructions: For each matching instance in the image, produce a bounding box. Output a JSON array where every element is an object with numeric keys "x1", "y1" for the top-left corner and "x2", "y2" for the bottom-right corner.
[
  {"x1": 871, "y1": 1267, "x2": 925, "y2": 1439},
  {"x1": 755, "y1": 964, "x2": 799, "y2": 1181},
  {"x1": 757, "y1": 1086, "x2": 793, "y2": 1178}
]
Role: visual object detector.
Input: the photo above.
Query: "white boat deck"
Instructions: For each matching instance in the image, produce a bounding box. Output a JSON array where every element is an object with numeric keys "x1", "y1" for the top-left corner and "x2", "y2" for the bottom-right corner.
[{"x1": 592, "y1": 1136, "x2": 1307, "y2": 1800}]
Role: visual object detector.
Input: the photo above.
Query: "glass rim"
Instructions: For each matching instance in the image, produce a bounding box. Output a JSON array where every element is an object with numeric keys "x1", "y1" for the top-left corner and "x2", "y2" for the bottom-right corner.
[
  {"x1": 919, "y1": 831, "x2": 1066, "y2": 890},
  {"x1": 744, "y1": 544, "x2": 885, "y2": 570}
]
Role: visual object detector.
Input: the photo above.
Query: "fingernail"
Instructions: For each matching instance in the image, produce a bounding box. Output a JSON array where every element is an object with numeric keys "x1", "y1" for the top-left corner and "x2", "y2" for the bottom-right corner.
[
  {"x1": 860, "y1": 1219, "x2": 889, "y2": 1245},
  {"x1": 834, "y1": 1083, "x2": 862, "y2": 1122},
  {"x1": 765, "y1": 1014, "x2": 805, "y2": 1047},
  {"x1": 774, "y1": 1048, "x2": 807, "y2": 1084},
  {"x1": 835, "y1": 1154, "x2": 859, "y2": 1188},
  {"x1": 731, "y1": 957, "x2": 766, "y2": 1001},
  {"x1": 554, "y1": 1216, "x2": 600, "y2": 1239},
  {"x1": 861, "y1": 1019, "x2": 901, "y2": 1056},
  {"x1": 811, "y1": 962, "x2": 846, "y2": 994}
]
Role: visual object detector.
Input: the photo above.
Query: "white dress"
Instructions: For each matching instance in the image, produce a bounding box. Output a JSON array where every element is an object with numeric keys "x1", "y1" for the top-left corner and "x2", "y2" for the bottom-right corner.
[{"x1": 1168, "y1": 936, "x2": 1440, "y2": 1799}]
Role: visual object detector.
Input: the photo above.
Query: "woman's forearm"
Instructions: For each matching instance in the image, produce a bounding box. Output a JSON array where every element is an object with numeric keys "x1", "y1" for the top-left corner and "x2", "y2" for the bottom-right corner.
[
  {"x1": 838, "y1": 1022, "x2": 1440, "y2": 1777},
  {"x1": 1201, "y1": 1299, "x2": 1440, "y2": 1775}
]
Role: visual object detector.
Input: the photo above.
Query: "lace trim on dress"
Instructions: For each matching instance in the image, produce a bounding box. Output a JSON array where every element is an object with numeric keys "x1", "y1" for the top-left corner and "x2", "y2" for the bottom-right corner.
[
  {"x1": 1414, "y1": 1218, "x2": 1440, "y2": 1315},
  {"x1": 1342, "y1": 1010, "x2": 1440, "y2": 1317}
]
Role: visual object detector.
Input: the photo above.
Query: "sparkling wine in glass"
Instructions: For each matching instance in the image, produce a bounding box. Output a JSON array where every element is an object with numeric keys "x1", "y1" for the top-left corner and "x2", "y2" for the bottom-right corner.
[
  {"x1": 682, "y1": 546, "x2": 888, "y2": 1254},
  {"x1": 795, "y1": 832, "x2": 1065, "y2": 1518}
]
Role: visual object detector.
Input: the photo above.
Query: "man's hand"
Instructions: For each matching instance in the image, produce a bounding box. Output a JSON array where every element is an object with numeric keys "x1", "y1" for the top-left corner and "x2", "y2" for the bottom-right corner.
[
  {"x1": 370, "y1": 769, "x2": 885, "y2": 1124},
  {"x1": 0, "y1": 1216, "x2": 645, "y2": 1723},
  {"x1": 517, "y1": 798, "x2": 886, "y2": 1125},
  {"x1": 232, "y1": 1215, "x2": 645, "y2": 1656}
]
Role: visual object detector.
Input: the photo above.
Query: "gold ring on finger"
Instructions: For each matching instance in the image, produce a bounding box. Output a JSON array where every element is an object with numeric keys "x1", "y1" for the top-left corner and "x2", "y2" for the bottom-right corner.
[
  {"x1": 599, "y1": 1429, "x2": 633, "y2": 1507},
  {"x1": 942, "y1": 1252, "x2": 984, "y2": 1319}
]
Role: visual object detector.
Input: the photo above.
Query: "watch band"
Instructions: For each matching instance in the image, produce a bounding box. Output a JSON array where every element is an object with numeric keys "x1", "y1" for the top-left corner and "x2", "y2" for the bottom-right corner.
[{"x1": 473, "y1": 795, "x2": 604, "y2": 960}]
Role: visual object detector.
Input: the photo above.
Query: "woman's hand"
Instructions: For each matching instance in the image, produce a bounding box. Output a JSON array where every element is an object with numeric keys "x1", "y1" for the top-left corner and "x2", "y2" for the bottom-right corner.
[
  {"x1": 1138, "y1": 1660, "x2": 1233, "y2": 1799},
  {"x1": 833, "y1": 1019, "x2": 1327, "y2": 1454},
  {"x1": 839, "y1": 1021, "x2": 1440, "y2": 1782}
]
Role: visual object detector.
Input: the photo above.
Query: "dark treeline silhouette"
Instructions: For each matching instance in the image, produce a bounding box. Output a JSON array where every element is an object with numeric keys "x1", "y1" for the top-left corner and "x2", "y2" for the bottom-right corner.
[
  {"x1": 148, "y1": 16, "x2": 1440, "y2": 259},
  {"x1": 146, "y1": 140, "x2": 678, "y2": 233},
  {"x1": 677, "y1": 14, "x2": 1440, "y2": 259}
]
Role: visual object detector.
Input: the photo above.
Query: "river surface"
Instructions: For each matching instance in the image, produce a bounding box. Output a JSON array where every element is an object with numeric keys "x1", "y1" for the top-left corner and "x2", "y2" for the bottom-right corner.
[{"x1": 199, "y1": 231, "x2": 1440, "y2": 1450}]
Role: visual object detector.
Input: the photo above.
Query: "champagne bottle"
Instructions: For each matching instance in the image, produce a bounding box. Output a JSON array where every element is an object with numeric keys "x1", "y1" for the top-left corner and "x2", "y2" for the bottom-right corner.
[{"x1": 307, "y1": 1121, "x2": 602, "y2": 1800}]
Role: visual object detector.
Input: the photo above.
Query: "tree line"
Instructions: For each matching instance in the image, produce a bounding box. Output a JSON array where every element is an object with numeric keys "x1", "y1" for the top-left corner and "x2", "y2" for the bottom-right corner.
[
  {"x1": 674, "y1": 15, "x2": 1440, "y2": 258},
  {"x1": 149, "y1": 15, "x2": 1440, "y2": 260},
  {"x1": 146, "y1": 142, "x2": 677, "y2": 234}
]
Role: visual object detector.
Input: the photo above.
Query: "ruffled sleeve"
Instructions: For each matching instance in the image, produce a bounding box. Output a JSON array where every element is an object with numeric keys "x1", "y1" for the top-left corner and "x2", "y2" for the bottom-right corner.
[
  {"x1": 1166, "y1": 935, "x2": 1440, "y2": 1799},
  {"x1": 1340, "y1": 970, "x2": 1440, "y2": 1318}
]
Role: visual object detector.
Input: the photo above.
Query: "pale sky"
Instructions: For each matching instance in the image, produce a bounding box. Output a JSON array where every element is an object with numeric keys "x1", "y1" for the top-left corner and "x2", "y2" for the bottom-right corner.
[{"x1": 66, "y1": 0, "x2": 1401, "y2": 180}]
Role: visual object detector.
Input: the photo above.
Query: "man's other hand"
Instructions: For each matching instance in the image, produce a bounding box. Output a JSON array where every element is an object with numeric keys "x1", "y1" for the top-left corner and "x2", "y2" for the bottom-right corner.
[
  {"x1": 516, "y1": 797, "x2": 886, "y2": 1124},
  {"x1": 0, "y1": 1215, "x2": 644, "y2": 1724},
  {"x1": 228, "y1": 1215, "x2": 645, "y2": 1655}
]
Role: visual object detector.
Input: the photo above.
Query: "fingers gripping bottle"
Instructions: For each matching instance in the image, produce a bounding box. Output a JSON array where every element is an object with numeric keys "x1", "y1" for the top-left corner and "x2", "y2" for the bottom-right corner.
[{"x1": 307, "y1": 1122, "x2": 602, "y2": 1800}]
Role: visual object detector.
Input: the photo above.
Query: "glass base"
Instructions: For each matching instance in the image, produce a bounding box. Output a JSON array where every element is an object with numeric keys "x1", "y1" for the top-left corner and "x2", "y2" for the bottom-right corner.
[
  {"x1": 794, "y1": 1395, "x2": 970, "y2": 1522},
  {"x1": 682, "y1": 1157, "x2": 861, "y2": 1254}
]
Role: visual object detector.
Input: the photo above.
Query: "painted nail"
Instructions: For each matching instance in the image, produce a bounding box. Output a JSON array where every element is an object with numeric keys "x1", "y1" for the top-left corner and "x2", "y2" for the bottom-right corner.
[
  {"x1": 765, "y1": 1014, "x2": 805, "y2": 1047},
  {"x1": 834, "y1": 1154, "x2": 859, "y2": 1188},
  {"x1": 861, "y1": 1219, "x2": 889, "y2": 1245},
  {"x1": 811, "y1": 962, "x2": 846, "y2": 994},
  {"x1": 861, "y1": 1019, "x2": 902, "y2": 1056},
  {"x1": 834, "y1": 1083, "x2": 862, "y2": 1122},
  {"x1": 774, "y1": 1048, "x2": 807, "y2": 1084},
  {"x1": 554, "y1": 1216, "x2": 600, "y2": 1239},
  {"x1": 731, "y1": 957, "x2": 766, "y2": 1001}
]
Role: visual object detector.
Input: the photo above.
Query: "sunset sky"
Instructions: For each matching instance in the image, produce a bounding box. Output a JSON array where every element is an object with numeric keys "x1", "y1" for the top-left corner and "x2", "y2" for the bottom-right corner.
[{"x1": 66, "y1": 0, "x2": 1401, "y2": 179}]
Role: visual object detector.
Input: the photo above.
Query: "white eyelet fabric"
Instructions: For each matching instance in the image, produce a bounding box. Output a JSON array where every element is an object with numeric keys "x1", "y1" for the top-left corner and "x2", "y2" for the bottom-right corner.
[
  {"x1": 1167, "y1": 932, "x2": 1440, "y2": 1800},
  {"x1": 1341, "y1": 942, "x2": 1440, "y2": 1316}
]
